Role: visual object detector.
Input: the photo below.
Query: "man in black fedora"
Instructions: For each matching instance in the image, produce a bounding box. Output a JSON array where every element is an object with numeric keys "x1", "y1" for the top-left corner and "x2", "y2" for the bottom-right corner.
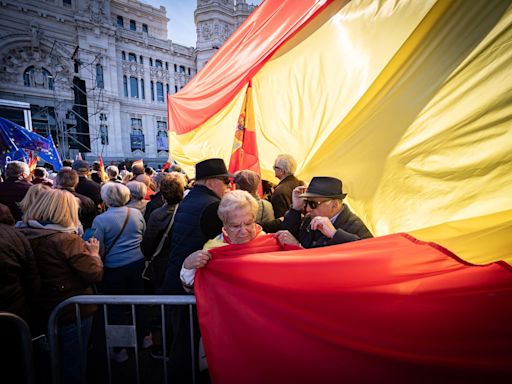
[
  {"x1": 276, "y1": 176, "x2": 373, "y2": 248},
  {"x1": 160, "y1": 157, "x2": 231, "y2": 382}
]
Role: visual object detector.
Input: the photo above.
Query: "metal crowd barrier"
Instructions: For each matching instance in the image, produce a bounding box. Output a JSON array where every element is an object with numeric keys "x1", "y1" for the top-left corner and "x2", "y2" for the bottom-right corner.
[
  {"x1": 47, "y1": 295, "x2": 197, "y2": 384},
  {"x1": 0, "y1": 311, "x2": 35, "y2": 384}
]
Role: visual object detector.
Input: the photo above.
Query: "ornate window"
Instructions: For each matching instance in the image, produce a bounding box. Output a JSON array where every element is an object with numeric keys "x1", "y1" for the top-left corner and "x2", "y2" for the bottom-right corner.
[
  {"x1": 139, "y1": 55, "x2": 143, "y2": 65},
  {"x1": 149, "y1": 58, "x2": 153, "y2": 67},
  {"x1": 130, "y1": 118, "x2": 144, "y2": 152},
  {"x1": 141, "y1": 79, "x2": 145, "y2": 100},
  {"x1": 142, "y1": 24, "x2": 148, "y2": 33},
  {"x1": 117, "y1": 16, "x2": 124, "y2": 28},
  {"x1": 128, "y1": 53, "x2": 137, "y2": 62},
  {"x1": 130, "y1": 77, "x2": 138, "y2": 98},
  {"x1": 156, "y1": 121, "x2": 168, "y2": 152},
  {"x1": 100, "y1": 113, "x2": 108, "y2": 145},
  {"x1": 130, "y1": 20, "x2": 136, "y2": 31},
  {"x1": 122, "y1": 51, "x2": 126, "y2": 60},
  {"x1": 155, "y1": 60, "x2": 163, "y2": 68},
  {"x1": 150, "y1": 81, "x2": 154, "y2": 101},
  {"x1": 156, "y1": 82, "x2": 164, "y2": 102},
  {"x1": 23, "y1": 66, "x2": 54, "y2": 90},
  {"x1": 96, "y1": 64, "x2": 104, "y2": 89}
]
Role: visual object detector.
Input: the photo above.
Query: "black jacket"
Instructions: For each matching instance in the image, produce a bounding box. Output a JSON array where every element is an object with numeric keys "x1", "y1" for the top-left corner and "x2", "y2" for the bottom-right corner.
[
  {"x1": 141, "y1": 203, "x2": 178, "y2": 289},
  {"x1": 76, "y1": 176, "x2": 102, "y2": 207},
  {"x1": 283, "y1": 204, "x2": 373, "y2": 248},
  {"x1": 144, "y1": 191, "x2": 165, "y2": 222},
  {"x1": 160, "y1": 185, "x2": 222, "y2": 294},
  {"x1": 0, "y1": 178, "x2": 32, "y2": 221}
]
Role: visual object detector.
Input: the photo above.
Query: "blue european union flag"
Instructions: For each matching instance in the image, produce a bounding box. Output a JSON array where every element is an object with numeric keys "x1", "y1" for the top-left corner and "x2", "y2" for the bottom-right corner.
[
  {"x1": 0, "y1": 117, "x2": 62, "y2": 170},
  {"x1": 38, "y1": 133, "x2": 63, "y2": 171}
]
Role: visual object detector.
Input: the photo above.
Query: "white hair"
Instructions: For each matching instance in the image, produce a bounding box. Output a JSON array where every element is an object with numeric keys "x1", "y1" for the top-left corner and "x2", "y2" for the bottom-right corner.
[
  {"x1": 126, "y1": 180, "x2": 147, "y2": 201},
  {"x1": 217, "y1": 190, "x2": 258, "y2": 225},
  {"x1": 101, "y1": 182, "x2": 130, "y2": 207},
  {"x1": 274, "y1": 154, "x2": 297, "y2": 176}
]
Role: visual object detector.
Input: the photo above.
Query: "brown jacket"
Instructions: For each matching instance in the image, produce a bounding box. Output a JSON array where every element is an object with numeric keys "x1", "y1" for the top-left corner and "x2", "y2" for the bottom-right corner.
[
  {"x1": 0, "y1": 223, "x2": 40, "y2": 324},
  {"x1": 271, "y1": 175, "x2": 304, "y2": 218},
  {"x1": 17, "y1": 226, "x2": 103, "y2": 333}
]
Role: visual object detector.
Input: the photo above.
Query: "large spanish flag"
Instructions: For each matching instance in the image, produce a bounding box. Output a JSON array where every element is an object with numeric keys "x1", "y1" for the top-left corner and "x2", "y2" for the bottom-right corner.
[
  {"x1": 196, "y1": 234, "x2": 512, "y2": 383},
  {"x1": 167, "y1": 0, "x2": 512, "y2": 266},
  {"x1": 167, "y1": 0, "x2": 512, "y2": 380}
]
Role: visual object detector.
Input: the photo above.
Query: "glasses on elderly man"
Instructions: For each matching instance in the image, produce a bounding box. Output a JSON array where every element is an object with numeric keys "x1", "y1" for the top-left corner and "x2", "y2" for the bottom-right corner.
[
  {"x1": 304, "y1": 199, "x2": 331, "y2": 209},
  {"x1": 213, "y1": 177, "x2": 231, "y2": 185}
]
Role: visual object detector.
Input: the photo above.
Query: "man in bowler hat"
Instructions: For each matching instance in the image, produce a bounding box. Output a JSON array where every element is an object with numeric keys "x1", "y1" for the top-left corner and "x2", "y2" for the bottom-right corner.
[
  {"x1": 276, "y1": 176, "x2": 373, "y2": 248},
  {"x1": 160, "y1": 158, "x2": 231, "y2": 382}
]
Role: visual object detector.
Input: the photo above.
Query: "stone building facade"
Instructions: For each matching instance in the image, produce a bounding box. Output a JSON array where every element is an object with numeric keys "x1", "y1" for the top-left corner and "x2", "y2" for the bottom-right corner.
[{"x1": 0, "y1": 0, "x2": 255, "y2": 166}]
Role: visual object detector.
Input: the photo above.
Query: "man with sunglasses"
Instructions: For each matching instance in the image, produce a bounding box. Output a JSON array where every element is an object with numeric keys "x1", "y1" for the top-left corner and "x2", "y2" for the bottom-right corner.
[{"x1": 276, "y1": 176, "x2": 373, "y2": 248}]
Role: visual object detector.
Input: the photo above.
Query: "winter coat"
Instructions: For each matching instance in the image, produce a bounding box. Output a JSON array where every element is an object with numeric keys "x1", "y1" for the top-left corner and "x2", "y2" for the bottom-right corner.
[
  {"x1": 0, "y1": 223, "x2": 39, "y2": 324},
  {"x1": 17, "y1": 225, "x2": 103, "y2": 333}
]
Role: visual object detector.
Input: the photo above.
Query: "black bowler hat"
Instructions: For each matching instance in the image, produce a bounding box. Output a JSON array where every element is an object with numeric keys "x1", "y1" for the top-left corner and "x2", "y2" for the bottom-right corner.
[
  {"x1": 195, "y1": 158, "x2": 232, "y2": 180},
  {"x1": 300, "y1": 176, "x2": 347, "y2": 199}
]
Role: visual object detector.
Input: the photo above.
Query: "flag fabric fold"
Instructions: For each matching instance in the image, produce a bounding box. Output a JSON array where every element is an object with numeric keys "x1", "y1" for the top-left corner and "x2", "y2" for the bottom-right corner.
[
  {"x1": 195, "y1": 233, "x2": 512, "y2": 384},
  {"x1": 167, "y1": 0, "x2": 333, "y2": 136}
]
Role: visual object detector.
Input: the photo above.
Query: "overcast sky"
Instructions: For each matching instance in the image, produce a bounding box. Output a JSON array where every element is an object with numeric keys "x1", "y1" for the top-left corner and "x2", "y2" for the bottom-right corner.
[{"x1": 143, "y1": 0, "x2": 262, "y2": 47}]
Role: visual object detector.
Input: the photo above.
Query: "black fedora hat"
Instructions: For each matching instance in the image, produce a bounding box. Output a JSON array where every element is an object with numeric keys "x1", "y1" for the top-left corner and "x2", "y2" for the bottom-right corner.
[
  {"x1": 300, "y1": 176, "x2": 347, "y2": 199},
  {"x1": 195, "y1": 158, "x2": 233, "y2": 180}
]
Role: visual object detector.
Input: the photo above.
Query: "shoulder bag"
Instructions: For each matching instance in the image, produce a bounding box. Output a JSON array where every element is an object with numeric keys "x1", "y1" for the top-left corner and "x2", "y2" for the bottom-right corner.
[
  {"x1": 102, "y1": 207, "x2": 131, "y2": 259},
  {"x1": 142, "y1": 203, "x2": 179, "y2": 281}
]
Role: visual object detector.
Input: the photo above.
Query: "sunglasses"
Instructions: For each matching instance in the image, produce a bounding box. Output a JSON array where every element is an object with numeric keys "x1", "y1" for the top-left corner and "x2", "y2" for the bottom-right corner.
[
  {"x1": 304, "y1": 199, "x2": 331, "y2": 209},
  {"x1": 214, "y1": 177, "x2": 231, "y2": 185}
]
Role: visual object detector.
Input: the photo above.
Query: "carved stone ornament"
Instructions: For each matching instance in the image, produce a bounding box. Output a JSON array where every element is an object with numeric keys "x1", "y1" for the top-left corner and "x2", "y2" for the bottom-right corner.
[
  {"x1": 0, "y1": 45, "x2": 71, "y2": 86},
  {"x1": 150, "y1": 68, "x2": 170, "y2": 81},
  {"x1": 87, "y1": 0, "x2": 108, "y2": 24}
]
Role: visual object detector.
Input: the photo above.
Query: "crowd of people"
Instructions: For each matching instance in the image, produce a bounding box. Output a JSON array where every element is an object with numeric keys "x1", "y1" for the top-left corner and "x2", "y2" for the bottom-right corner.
[{"x1": 0, "y1": 154, "x2": 373, "y2": 383}]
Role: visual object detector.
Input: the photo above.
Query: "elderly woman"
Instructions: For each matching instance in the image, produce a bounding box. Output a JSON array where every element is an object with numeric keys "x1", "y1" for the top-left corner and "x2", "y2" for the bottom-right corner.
[
  {"x1": 92, "y1": 182, "x2": 145, "y2": 289},
  {"x1": 16, "y1": 188, "x2": 102, "y2": 383},
  {"x1": 91, "y1": 182, "x2": 146, "y2": 362},
  {"x1": 180, "y1": 189, "x2": 262, "y2": 289},
  {"x1": 126, "y1": 180, "x2": 148, "y2": 214}
]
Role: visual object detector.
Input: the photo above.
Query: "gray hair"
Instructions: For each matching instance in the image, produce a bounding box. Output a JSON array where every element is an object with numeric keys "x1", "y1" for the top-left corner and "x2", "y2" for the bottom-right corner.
[
  {"x1": 275, "y1": 154, "x2": 297, "y2": 176},
  {"x1": 126, "y1": 180, "x2": 147, "y2": 201},
  {"x1": 217, "y1": 190, "x2": 258, "y2": 225},
  {"x1": 106, "y1": 165, "x2": 119, "y2": 179},
  {"x1": 152, "y1": 171, "x2": 168, "y2": 189},
  {"x1": 5, "y1": 161, "x2": 29, "y2": 179},
  {"x1": 100, "y1": 182, "x2": 130, "y2": 207}
]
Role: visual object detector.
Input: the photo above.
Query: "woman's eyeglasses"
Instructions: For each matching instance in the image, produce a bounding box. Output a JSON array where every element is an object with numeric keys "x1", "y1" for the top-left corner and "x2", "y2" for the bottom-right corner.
[
  {"x1": 304, "y1": 199, "x2": 331, "y2": 209},
  {"x1": 226, "y1": 221, "x2": 256, "y2": 231}
]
